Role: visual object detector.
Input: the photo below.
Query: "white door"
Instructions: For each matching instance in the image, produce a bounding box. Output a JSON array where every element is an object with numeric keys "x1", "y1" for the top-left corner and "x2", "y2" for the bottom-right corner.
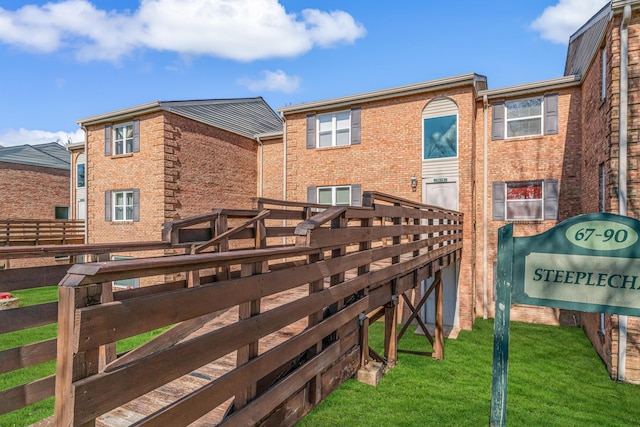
[
  {"x1": 423, "y1": 180, "x2": 459, "y2": 326},
  {"x1": 77, "y1": 200, "x2": 86, "y2": 220}
]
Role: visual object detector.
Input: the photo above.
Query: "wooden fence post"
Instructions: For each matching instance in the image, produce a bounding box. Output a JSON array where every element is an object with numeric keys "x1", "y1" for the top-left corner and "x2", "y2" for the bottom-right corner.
[
  {"x1": 236, "y1": 262, "x2": 261, "y2": 409},
  {"x1": 433, "y1": 270, "x2": 444, "y2": 360},
  {"x1": 55, "y1": 275, "x2": 102, "y2": 427}
]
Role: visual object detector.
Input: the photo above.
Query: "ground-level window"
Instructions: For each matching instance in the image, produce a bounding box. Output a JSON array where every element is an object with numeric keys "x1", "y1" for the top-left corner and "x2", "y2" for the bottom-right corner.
[
  {"x1": 111, "y1": 256, "x2": 140, "y2": 289},
  {"x1": 55, "y1": 206, "x2": 69, "y2": 219},
  {"x1": 492, "y1": 179, "x2": 558, "y2": 221},
  {"x1": 318, "y1": 186, "x2": 351, "y2": 206},
  {"x1": 306, "y1": 184, "x2": 362, "y2": 207},
  {"x1": 114, "y1": 190, "x2": 133, "y2": 221},
  {"x1": 105, "y1": 189, "x2": 140, "y2": 222}
]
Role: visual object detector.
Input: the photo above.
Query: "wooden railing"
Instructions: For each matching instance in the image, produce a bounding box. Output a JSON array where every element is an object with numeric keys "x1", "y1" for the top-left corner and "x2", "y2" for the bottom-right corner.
[
  {"x1": 0, "y1": 219, "x2": 85, "y2": 246},
  {"x1": 0, "y1": 241, "x2": 184, "y2": 420},
  {"x1": 0, "y1": 192, "x2": 463, "y2": 425}
]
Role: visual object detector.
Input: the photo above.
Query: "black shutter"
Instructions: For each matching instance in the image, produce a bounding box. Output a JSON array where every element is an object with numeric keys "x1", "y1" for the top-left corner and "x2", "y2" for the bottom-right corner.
[
  {"x1": 104, "y1": 190, "x2": 111, "y2": 221},
  {"x1": 104, "y1": 124, "x2": 111, "y2": 156},
  {"x1": 544, "y1": 94, "x2": 558, "y2": 135},
  {"x1": 544, "y1": 179, "x2": 559, "y2": 220},
  {"x1": 306, "y1": 114, "x2": 316, "y2": 149},
  {"x1": 351, "y1": 184, "x2": 362, "y2": 206},
  {"x1": 492, "y1": 102, "x2": 505, "y2": 141},
  {"x1": 351, "y1": 108, "x2": 361, "y2": 145},
  {"x1": 133, "y1": 119, "x2": 140, "y2": 152},
  {"x1": 132, "y1": 188, "x2": 140, "y2": 222},
  {"x1": 492, "y1": 182, "x2": 505, "y2": 220},
  {"x1": 307, "y1": 186, "x2": 317, "y2": 203}
]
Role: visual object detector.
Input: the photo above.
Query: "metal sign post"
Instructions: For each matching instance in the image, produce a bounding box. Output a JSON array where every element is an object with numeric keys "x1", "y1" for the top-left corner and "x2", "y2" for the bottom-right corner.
[{"x1": 490, "y1": 213, "x2": 640, "y2": 426}]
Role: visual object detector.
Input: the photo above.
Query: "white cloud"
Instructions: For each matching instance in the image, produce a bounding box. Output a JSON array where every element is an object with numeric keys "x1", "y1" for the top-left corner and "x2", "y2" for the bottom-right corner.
[
  {"x1": 0, "y1": 0, "x2": 366, "y2": 62},
  {"x1": 238, "y1": 69, "x2": 301, "y2": 93},
  {"x1": 531, "y1": 0, "x2": 609, "y2": 44},
  {"x1": 0, "y1": 128, "x2": 85, "y2": 147}
]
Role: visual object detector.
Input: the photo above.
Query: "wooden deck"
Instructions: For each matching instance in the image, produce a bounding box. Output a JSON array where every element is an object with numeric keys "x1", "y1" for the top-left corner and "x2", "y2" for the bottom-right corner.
[{"x1": 95, "y1": 284, "x2": 311, "y2": 426}]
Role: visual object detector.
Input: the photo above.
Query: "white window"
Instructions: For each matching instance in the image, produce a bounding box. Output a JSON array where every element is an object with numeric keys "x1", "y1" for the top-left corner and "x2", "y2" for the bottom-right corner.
[
  {"x1": 317, "y1": 111, "x2": 350, "y2": 147},
  {"x1": 505, "y1": 181, "x2": 543, "y2": 220},
  {"x1": 318, "y1": 186, "x2": 351, "y2": 206},
  {"x1": 76, "y1": 163, "x2": 85, "y2": 188},
  {"x1": 113, "y1": 190, "x2": 134, "y2": 221},
  {"x1": 114, "y1": 122, "x2": 134, "y2": 155},
  {"x1": 111, "y1": 256, "x2": 140, "y2": 289},
  {"x1": 505, "y1": 97, "x2": 543, "y2": 138}
]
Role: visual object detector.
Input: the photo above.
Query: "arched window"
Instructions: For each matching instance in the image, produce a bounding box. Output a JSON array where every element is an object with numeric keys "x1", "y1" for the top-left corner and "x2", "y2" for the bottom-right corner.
[{"x1": 422, "y1": 98, "x2": 458, "y2": 160}]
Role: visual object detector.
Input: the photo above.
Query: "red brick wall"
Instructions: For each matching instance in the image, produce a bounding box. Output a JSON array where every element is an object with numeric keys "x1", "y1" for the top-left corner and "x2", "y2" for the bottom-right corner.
[
  {"x1": 261, "y1": 137, "x2": 283, "y2": 200},
  {"x1": 166, "y1": 113, "x2": 258, "y2": 220},
  {"x1": 0, "y1": 162, "x2": 70, "y2": 219},
  {"x1": 281, "y1": 86, "x2": 478, "y2": 329},
  {"x1": 474, "y1": 87, "x2": 583, "y2": 325},
  {"x1": 86, "y1": 112, "x2": 166, "y2": 244}
]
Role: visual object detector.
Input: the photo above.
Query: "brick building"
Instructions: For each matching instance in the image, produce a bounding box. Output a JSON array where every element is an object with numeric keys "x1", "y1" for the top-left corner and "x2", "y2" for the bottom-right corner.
[
  {"x1": 0, "y1": 142, "x2": 70, "y2": 220},
  {"x1": 72, "y1": 1, "x2": 640, "y2": 382},
  {"x1": 273, "y1": 1, "x2": 640, "y2": 382}
]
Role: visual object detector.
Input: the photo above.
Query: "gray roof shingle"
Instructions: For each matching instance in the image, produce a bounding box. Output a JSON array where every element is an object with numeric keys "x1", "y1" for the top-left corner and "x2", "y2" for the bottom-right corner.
[{"x1": 0, "y1": 142, "x2": 70, "y2": 170}]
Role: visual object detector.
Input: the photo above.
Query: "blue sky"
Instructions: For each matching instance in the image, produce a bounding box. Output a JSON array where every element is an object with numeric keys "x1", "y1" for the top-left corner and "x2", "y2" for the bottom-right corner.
[{"x1": 0, "y1": 0, "x2": 608, "y2": 147}]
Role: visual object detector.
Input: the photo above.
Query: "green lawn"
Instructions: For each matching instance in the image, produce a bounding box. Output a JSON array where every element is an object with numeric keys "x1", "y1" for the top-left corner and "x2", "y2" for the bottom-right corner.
[
  {"x1": 4, "y1": 288, "x2": 640, "y2": 426},
  {"x1": 299, "y1": 320, "x2": 640, "y2": 427}
]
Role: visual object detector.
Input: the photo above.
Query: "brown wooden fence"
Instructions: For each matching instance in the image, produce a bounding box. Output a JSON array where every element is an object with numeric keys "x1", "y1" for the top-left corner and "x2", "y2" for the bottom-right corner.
[
  {"x1": 0, "y1": 192, "x2": 463, "y2": 426},
  {"x1": 0, "y1": 219, "x2": 85, "y2": 246}
]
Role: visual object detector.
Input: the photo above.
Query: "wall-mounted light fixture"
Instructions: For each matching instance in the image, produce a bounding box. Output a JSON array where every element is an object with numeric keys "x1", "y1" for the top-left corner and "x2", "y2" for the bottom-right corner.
[{"x1": 411, "y1": 174, "x2": 418, "y2": 192}]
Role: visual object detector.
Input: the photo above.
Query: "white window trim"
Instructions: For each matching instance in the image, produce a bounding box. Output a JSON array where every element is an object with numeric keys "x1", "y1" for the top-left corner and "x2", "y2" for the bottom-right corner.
[
  {"x1": 317, "y1": 185, "x2": 352, "y2": 206},
  {"x1": 316, "y1": 111, "x2": 351, "y2": 148},
  {"x1": 112, "y1": 190, "x2": 134, "y2": 222},
  {"x1": 113, "y1": 122, "x2": 134, "y2": 155},
  {"x1": 505, "y1": 96, "x2": 543, "y2": 139},
  {"x1": 111, "y1": 256, "x2": 140, "y2": 289},
  {"x1": 422, "y1": 113, "x2": 459, "y2": 161},
  {"x1": 76, "y1": 163, "x2": 85, "y2": 188},
  {"x1": 504, "y1": 180, "x2": 544, "y2": 221}
]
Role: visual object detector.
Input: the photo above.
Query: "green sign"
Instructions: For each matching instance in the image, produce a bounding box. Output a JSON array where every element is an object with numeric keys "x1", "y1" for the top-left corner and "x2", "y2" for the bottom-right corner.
[{"x1": 490, "y1": 213, "x2": 640, "y2": 427}]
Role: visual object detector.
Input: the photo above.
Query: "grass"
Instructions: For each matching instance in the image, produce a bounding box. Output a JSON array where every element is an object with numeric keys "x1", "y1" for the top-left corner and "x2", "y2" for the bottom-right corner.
[
  {"x1": 4, "y1": 289, "x2": 640, "y2": 426},
  {"x1": 0, "y1": 286, "x2": 170, "y2": 427},
  {"x1": 298, "y1": 320, "x2": 640, "y2": 427}
]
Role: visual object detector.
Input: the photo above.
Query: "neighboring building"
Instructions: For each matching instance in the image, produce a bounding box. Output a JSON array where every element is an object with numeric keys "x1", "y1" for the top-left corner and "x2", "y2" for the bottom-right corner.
[
  {"x1": 0, "y1": 142, "x2": 71, "y2": 220},
  {"x1": 73, "y1": 97, "x2": 282, "y2": 248}
]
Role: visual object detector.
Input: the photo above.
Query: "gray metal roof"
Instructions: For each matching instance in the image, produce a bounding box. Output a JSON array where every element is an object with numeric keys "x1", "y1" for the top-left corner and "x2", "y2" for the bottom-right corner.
[
  {"x1": 278, "y1": 73, "x2": 487, "y2": 115},
  {"x1": 0, "y1": 142, "x2": 70, "y2": 170},
  {"x1": 161, "y1": 98, "x2": 282, "y2": 139},
  {"x1": 77, "y1": 97, "x2": 282, "y2": 140},
  {"x1": 564, "y1": 3, "x2": 611, "y2": 77}
]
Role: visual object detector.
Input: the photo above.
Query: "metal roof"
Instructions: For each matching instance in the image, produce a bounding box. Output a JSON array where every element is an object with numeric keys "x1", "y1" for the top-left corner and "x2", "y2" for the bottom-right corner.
[
  {"x1": 77, "y1": 97, "x2": 282, "y2": 140},
  {"x1": 0, "y1": 142, "x2": 70, "y2": 170},
  {"x1": 278, "y1": 73, "x2": 487, "y2": 115},
  {"x1": 477, "y1": 75, "x2": 582, "y2": 100},
  {"x1": 564, "y1": 3, "x2": 611, "y2": 77},
  {"x1": 162, "y1": 98, "x2": 282, "y2": 139}
]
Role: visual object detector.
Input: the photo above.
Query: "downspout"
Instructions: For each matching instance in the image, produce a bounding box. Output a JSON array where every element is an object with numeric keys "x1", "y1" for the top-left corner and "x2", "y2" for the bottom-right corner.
[
  {"x1": 482, "y1": 95, "x2": 489, "y2": 319},
  {"x1": 256, "y1": 137, "x2": 263, "y2": 197},
  {"x1": 282, "y1": 115, "x2": 287, "y2": 202},
  {"x1": 81, "y1": 124, "x2": 88, "y2": 245},
  {"x1": 617, "y1": 4, "x2": 631, "y2": 382}
]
